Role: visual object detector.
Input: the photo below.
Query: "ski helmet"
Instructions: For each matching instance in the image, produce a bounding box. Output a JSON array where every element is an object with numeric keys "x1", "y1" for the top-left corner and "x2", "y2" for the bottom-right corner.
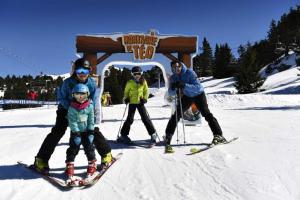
[
  {"x1": 131, "y1": 66, "x2": 143, "y2": 75},
  {"x1": 72, "y1": 83, "x2": 90, "y2": 94},
  {"x1": 74, "y1": 58, "x2": 91, "y2": 70}
]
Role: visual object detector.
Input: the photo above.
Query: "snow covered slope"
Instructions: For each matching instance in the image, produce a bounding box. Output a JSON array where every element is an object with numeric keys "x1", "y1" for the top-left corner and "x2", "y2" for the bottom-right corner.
[{"x1": 1, "y1": 85, "x2": 300, "y2": 199}]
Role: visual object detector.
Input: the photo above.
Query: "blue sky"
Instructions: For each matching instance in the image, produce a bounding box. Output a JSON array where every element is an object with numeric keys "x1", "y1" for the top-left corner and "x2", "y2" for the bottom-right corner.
[{"x1": 0, "y1": 0, "x2": 299, "y2": 76}]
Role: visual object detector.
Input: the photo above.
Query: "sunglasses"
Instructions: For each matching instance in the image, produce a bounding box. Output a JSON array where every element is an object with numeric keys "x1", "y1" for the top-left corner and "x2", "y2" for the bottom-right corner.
[
  {"x1": 133, "y1": 72, "x2": 142, "y2": 76},
  {"x1": 75, "y1": 68, "x2": 90, "y2": 75}
]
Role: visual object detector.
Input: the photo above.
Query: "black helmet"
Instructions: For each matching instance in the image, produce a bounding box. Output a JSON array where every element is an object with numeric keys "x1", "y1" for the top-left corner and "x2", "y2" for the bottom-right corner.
[
  {"x1": 74, "y1": 58, "x2": 91, "y2": 70},
  {"x1": 131, "y1": 66, "x2": 142, "y2": 74}
]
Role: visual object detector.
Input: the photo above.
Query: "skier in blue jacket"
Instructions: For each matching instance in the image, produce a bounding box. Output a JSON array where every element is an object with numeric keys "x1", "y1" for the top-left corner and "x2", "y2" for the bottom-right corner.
[
  {"x1": 33, "y1": 58, "x2": 112, "y2": 174},
  {"x1": 165, "y1": 60, "x2": 227, "y2": 153}
]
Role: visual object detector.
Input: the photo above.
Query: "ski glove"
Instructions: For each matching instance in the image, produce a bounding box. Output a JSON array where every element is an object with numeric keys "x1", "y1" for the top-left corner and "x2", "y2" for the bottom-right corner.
[
  {"x1": 140, "y1": 98, "x2": 147, "y2": 105},
  {"x1": 172, "y1": 81, "x2": 185, "y2": 89},
  {"x1": 124, "y1": 98, "x2": 130, "y2": 104}
]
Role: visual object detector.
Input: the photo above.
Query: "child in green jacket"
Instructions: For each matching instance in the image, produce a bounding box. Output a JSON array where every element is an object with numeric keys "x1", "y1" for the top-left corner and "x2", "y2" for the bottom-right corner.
[
  {"x1": 65, "y1": 83, "x2": 96, "y2": 178},
  {"x1": 117, "y1": 66, "x2": 158, "y2": 144}
]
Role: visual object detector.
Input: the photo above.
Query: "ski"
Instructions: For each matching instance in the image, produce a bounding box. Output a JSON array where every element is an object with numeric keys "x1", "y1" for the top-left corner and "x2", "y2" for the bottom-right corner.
[
  {"x1": 17, "y1": 161, "x2": 72, "y2": 189},
  {"x1": 80, "y1": 152, "x2": 123, "y2": 188},
  {"x1": 114, "y1": 139, "x2": 162, "y2": 148},
  {"x1": 187, "y1": 137, "x2": 239, "y2": 155},
  {"x1": 17, "y1": 152, "x2": 123, "y2": 189}
]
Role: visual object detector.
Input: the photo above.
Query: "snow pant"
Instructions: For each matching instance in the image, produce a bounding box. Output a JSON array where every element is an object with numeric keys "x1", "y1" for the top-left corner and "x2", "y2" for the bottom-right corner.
[
  {"x1": 36, "y1": 105, "x2": 111, "y2": 162},
  {"x1": 165, "y1": 92, "x2": 223, "y2": 144},
  {"x1": 66, "y1": 131, "x2": 96, "y2": 162},
  {"x1": 120, "y1": 103, "x2": 156, "y2": 136}
]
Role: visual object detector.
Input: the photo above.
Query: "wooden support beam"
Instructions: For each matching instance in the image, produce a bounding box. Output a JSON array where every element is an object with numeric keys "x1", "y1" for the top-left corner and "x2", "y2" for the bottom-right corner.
[
  {"x1": 163, "y1": 53, "x2": 178, "y2": 62},
  {"x1": 178, "y1": 53, "x2": 191, "y2": 68},
  {"x1": 84, "y1": 53, "x2": 98, "y2": 74},
  {"x1": 97, "y1": 53, "x2": 112, "y2": 65}
]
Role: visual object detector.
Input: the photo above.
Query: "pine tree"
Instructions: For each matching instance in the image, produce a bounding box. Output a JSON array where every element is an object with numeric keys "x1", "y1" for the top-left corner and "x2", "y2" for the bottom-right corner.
[
  {"x1": 213, "y1": 43, "x2": 234, "y2": 78},
  {"x1": 234, "y1": 48, "x2": 264, "y2": 94},
  {"x1": 192, "y1": 38, "x2": 213, "y2": 77}
]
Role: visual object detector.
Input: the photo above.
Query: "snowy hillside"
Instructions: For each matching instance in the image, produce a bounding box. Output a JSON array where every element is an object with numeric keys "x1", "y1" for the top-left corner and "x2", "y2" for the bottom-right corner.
[
  {"x1": 1, "y1": 73, "x2": 300, "y2": 199},
  {"x1": 259, "y1": 51, "x2": 299, "y2": 78}
]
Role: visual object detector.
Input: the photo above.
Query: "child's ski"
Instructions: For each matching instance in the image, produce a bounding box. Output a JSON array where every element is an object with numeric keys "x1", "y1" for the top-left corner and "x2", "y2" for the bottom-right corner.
[
  {"x1": 187, "y1": 137, "x2": 239, "y2": 155},
  {"x1": 80, "y1": 152, "x2": 123, "y2": 188},
  {"x1": 17, "y1": 152, "x2": 123, "y2": 189}
]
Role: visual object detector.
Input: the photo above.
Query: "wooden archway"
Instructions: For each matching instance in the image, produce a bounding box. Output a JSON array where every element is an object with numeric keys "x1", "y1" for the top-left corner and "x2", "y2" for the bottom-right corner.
[{"x1": 76, "y1": 32, "x2": 198, "y2": 75}]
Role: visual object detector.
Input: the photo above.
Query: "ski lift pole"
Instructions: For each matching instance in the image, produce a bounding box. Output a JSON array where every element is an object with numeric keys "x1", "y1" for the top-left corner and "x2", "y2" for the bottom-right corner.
[
  {"x1": 117, "y1": 103, "x2": 128, "y2": 139},
  {"x1": 178, "y1": 89, "x2": 186, "y2": 144}
]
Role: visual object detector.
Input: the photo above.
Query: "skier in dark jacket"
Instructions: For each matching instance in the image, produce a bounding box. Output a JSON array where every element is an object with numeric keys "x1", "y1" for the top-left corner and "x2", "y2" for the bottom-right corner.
[
  {"x1": 165, "y1": 60, "x2": 227, "y2": 153},
  {"x1": 33, "y1": 58, "x2": 112, "y2": 174}
]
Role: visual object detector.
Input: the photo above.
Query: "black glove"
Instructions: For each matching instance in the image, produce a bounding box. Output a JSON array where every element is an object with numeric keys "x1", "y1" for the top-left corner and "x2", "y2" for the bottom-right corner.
[
  {"x1": 172, "y1": 81, "x2": 185, "y2": 89},
  {"x1": 124, "y1": 98, "x2": 130, "y2": 104},
  {"x1": 140, "y1": 98, "x2": 147, "y2": 105}
]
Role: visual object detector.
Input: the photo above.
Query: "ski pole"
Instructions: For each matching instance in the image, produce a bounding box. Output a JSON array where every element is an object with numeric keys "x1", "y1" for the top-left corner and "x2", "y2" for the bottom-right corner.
[
  {"x1": 117, "y1": 103, "x2": 128, "y2": 139},
  {"x1": 174, "y1": 91, "x2": 179, "y2": 144},
  {"x1": 178, "y1": 89, "x2": 186, "y2": 144}
]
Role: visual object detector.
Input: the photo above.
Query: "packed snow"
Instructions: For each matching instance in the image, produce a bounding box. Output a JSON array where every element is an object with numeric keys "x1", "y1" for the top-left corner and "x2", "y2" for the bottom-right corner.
[{"x1": 1, "y1": 68, "x2": 300, "y2": 200}]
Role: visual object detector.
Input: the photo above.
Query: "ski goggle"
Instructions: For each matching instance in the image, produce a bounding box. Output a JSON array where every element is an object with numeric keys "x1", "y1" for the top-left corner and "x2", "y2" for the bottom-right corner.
[
  {"x1": 132, "y1": 72, "x2": 142, "y2": 76},
  {"x1": 75, "y1": 68, "x2": 90, "y2": 75}
]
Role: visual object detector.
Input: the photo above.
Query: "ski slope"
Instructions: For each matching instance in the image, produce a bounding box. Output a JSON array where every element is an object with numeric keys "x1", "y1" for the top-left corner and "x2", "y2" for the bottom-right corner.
[{"x1": 1, "y1": 80, "x2": 300, "y2": 200}]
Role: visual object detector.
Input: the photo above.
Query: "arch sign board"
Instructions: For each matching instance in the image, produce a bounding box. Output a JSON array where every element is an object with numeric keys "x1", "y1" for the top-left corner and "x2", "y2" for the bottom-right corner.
[{"x1": 121, "y1": 31, "x2": 159, "y2": 60}]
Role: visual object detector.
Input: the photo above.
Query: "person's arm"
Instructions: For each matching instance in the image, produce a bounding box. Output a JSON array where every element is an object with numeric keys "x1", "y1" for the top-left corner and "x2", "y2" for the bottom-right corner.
[
  {"x1": 57, "y1": 79, "x2": 70, "y2": 109},
  {"x1": 87, "y1": 104, "x2": 95, "y2": 131},
  {"x1": 143, "y1": 80, "x2": 149, "y2": 100},
  {"x1": 88, "y1": 78, "x2": 97, "y2": 107},
  {"x1": 67, "y1": 107, "x2": 80, "y2": 132},
  {"x1": 123, "y1": 81, "x2": 131, "y2": 101},
  {"x1": 168, "y1": 76, "x2": 176, "y2": 96}
]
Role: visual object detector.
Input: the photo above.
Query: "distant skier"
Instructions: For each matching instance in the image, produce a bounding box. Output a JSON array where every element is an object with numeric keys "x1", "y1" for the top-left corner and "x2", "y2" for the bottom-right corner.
[
  {"x1": 165, "y1": 61, "x2": 227, "y2": 153},
  {"x1": 117, "y1": 66, "x2": 158, "y2": 144},
  {"x1": 33, "y1": 58, "x2": 112, "y2": 174},
  {"x1": 65, "y1": 83, "x2": 96, "y2": 178}
]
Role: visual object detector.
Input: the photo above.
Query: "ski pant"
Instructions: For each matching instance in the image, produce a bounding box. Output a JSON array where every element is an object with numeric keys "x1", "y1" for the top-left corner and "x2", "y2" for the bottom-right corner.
[
  {"x1": 66, "y1": 131, "x2": 96, "y2": 162},
  {"x1": 120, "y1": 103, "x2": 156, "y2": 136},
  {"x1": 36, "y1": 105, "x2": 111, "y2": 162},
  {"x1": 165, "y1": 92, "x2": 223, "y2": 144}
]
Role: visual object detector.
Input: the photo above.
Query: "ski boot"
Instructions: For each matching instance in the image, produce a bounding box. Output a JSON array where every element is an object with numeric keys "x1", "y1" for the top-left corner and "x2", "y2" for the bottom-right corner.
[
  {"x1": 65, "y1": 162, "x2": 75, "y2": 178},
  {"x1": 117, "y1": 135, "x2": 132, "y2": 144},
  {"x1": 100, "y1": 152, "x2": 113, "y2": 169},
  {"x1": 165, "y1": 145, "x2": 175, "y2": 153},
  {"x1": 212, "y1": 135, "x2": 227, "y2": 145},
  {"x1": 87, "y1": 160, "x2": 97, "y2": 177},
  {"x1": 150, "y1": 133, "x2": 158, "y2": 144},
  {"x1": 34, "y1": 157, "x2": 49, "y2": 175}
]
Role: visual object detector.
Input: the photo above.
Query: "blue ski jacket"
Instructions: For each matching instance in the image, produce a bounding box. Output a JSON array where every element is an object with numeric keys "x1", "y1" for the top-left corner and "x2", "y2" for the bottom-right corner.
[
  {"x1": 168, "y1": 63, "x2": 204, "y2": 97},
  {"x1": 57, "y1": 76, "x2": 97, "y2": 110}
]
